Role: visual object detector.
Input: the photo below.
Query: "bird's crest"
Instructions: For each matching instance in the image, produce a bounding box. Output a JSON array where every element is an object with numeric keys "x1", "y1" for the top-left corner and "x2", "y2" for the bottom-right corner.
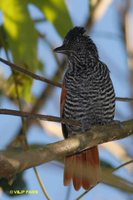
[{"x1": 64, "y1": 27, "x2": 86, "y2": 43}]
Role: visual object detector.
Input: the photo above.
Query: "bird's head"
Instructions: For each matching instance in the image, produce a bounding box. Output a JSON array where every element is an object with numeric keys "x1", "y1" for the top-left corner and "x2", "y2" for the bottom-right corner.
[{"x1": 54, "y1": 27, "x2": 99, "y2": 60}]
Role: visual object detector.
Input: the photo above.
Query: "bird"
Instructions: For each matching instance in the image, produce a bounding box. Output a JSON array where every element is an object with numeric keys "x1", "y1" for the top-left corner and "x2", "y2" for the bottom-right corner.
[{"x1": 54, "y1": 27, "x2": 115, "y2": 191}]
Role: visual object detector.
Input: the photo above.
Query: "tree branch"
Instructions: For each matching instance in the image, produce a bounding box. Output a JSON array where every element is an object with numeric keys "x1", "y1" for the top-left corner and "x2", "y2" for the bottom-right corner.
[
  {"x1": 0, "y1": 57, "x2": 61, "y2": 88},
  {"x1": 115, "y1": 97, "x2": 133, "y2": 102},
  {"x1": 0, "y1": 119, "x2": 132, "y2": 180},
  {"x1": 86, "y1": 0, "x2": 113, "y2": 30},
  {"x1": 0, "y1": 109, "x2": 79, "y2": 126}
]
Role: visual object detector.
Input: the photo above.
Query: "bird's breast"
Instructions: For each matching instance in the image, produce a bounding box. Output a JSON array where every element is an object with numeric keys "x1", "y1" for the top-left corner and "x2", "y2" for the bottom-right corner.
[{"x1": 63, "y1": 64, "x2": 115, "y2": 134}]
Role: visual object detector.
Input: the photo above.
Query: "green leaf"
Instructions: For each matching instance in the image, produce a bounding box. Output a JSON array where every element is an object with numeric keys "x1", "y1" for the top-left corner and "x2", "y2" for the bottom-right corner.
[
  {"x1": 0, "y1": 0, "x2": 40, "y2": 101},
  {"x1": 1, "y1": 0, "x2": 38, "y2": 68},
  {"x1": 28, "y1": 0, "x2": 73, "y2": 36}
]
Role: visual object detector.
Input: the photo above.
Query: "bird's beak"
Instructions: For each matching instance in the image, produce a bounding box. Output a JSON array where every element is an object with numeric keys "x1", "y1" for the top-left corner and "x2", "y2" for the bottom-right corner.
[{"x1": 54, "y1": 45, "x2": 68, "y2": 54}]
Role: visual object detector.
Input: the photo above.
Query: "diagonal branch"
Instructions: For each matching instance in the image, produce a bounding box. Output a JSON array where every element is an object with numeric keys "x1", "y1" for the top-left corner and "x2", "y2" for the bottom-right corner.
[
  {"x1": 0, "y1": 119, "x2": 132, "y2": 180},
  {"x1": 86, "y1": 0, "x2": 113, "y2": 31},
  {"x1": 0, "y1": 57, "x2": 61, "y2": 88},
  {"x1": 0, "y1": 109, "x2": 80, "y2": 126}
]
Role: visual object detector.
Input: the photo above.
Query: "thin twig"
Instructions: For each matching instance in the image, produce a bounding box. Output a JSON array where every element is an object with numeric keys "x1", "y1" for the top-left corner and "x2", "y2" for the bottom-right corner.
[
  {"x1": 33, "y1": 167, "x2": 51, "y2": 200},
  {"x1": 115, "y1": 97, "x2": 133, "y2": 102},
  {"x1": 75, "y1": 185, "x2": 95, "y2": 200},
  {"x1": 14, "y1": 60, "x2": 66, "y2": 140},
  {"x1": 0, "y1": 108, "x2": 80, "y2": 126},
  {"x1": 1, "y1": 40, "x2": 28, "y2": 148},
  {"x1": 113, "y1": 160, "x2": 133, "y2": 172},
  {"x1": 0, "y1": 57, "x2": 61, "y2": 88}
]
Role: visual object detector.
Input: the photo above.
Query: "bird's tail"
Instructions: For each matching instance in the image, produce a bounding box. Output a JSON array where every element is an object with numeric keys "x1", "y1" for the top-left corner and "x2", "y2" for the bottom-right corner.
[{"x1": 64, "y1": 146, "x2": 101, "y2": 190}]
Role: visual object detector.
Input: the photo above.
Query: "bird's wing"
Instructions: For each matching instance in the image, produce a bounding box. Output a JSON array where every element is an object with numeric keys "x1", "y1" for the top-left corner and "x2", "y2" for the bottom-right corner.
[{"x1": 60, "y1": 82, "x2": 68, "y2": 138}]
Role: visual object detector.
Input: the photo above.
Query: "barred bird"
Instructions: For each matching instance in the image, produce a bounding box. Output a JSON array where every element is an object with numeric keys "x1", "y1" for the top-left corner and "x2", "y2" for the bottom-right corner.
[{"x1": 54, "y1": 27, "x2": 115, "y2": 191}]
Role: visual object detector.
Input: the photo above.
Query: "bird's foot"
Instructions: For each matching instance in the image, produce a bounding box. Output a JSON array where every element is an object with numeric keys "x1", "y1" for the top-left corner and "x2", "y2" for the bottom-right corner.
[
  {"x1": 108, "y1": 120, "x2": 124, "y2": 128},
  {"x1": 81, "y1": 120, "x2": 91, "y2": 132}
]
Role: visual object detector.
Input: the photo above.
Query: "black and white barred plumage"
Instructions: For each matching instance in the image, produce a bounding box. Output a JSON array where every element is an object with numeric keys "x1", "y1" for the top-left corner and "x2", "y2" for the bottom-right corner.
[
  {"x1": 56, "y1": 26, "x2": 115, "y2": 136},
  {"x1": 54, "y1": 26, "x2": 115, "y2": 190}
]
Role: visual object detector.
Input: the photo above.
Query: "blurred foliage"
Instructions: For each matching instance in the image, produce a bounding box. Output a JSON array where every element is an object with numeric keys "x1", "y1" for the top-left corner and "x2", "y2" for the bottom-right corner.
[
  {"x1": 0, "y1": 0, "x2": 72, "y2": 101},
  {"x1": 28, "y1": 0, "x2": 73, "y2": 36},
  {"x1": 89, "y1": 0, "x2": 99, "y2": 14},
  {"x1": 0, "y1": 0, "x2": 39, "y2": 68}
]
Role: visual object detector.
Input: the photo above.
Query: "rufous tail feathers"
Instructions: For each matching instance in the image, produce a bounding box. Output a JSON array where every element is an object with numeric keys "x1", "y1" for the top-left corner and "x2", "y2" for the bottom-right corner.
[{"x1": 64, "y1": 146, "x2": 100, "y2": 190}]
